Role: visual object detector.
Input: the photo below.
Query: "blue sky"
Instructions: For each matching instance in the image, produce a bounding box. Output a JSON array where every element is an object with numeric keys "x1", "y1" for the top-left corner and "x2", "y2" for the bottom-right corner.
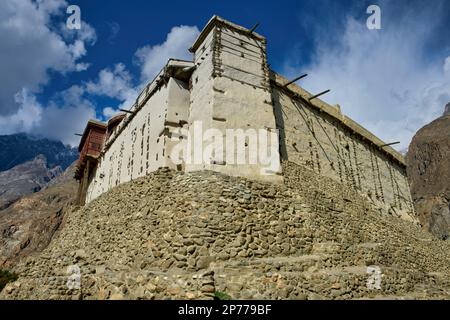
[{"x1": 0, "y1": 0, "x2": 449, "y2": 149}]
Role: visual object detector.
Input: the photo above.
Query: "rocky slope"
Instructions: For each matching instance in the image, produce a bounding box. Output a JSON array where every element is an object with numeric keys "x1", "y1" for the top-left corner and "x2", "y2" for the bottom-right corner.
[
  {"x1": 1, "y1": 162, "x2": 449, "y2": 300},
  {"x1": 0, "y1": 133, "x2": 77, "y2": 172},
  {"x1": 0, "y1": 155, "x2": 64, "y2": 210},
  {"x1": 407, "y1": 104, "x2": 450, "y2": 239},
  {"x1": 0, "y1": 163, "x2": 77, "y2": 268},
  {"x1": 0, "y1": 133, "x2": 78, "y2": 210}
]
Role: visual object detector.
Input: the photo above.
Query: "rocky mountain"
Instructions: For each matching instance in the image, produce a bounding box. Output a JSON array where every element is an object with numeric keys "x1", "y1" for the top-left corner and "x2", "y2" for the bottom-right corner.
[
  {"x1": 0, "y1": 133, "x2": 77, "y2": 172},
  {"x1": 0, "y1": 134, "x2": 78, "y2": 210},
  {"x1": 445, "y1": 103, "x2": 450, "y2": 116},
  {"x1": 2, "y1": 163, "x2": 449, "y2": 300},
  {"x1": 0, "y1": 163, "x2": 77, "y2": 268},
  {"x1": 0, "y1": 155, "x2": 64, "y2": 210},
  {"x1": 407, "y1": 103, "x2": 450, "y2": 239}
]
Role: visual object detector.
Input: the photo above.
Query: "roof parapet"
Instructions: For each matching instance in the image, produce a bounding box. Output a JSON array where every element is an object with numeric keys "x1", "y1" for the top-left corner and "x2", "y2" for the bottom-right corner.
[
  {"x1": 103, "y1": 59, "x2": 195, "y2": 153},
  {"x1": 189, "y1": 15, "x2": 265, "y2": 53}
]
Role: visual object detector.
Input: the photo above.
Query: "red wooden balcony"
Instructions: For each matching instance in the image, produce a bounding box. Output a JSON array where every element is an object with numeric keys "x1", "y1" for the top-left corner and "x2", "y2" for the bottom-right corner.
[{"x1": 75, "y1": 120, "x2": 107, "y2": 180}]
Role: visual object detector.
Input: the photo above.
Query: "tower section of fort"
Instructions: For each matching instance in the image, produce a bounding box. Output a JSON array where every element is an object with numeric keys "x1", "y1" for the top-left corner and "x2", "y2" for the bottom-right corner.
[{"x1": 185, "y1": 17, "x2": 280, "y2": 179}]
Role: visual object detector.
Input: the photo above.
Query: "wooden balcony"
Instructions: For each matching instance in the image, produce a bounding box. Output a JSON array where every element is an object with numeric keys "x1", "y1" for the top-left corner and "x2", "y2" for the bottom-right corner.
[{"x1": 75, "y1": 120, "x2": 107, "y2": 180}]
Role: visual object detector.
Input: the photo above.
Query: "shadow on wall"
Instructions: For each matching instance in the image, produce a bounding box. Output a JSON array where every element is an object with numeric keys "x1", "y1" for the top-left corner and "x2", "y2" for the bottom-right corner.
[
  {"x1": 271, "y1": 88, "x2": 288, "y2": 161},
  {"x1": 271, "y1": 84, "x2": 343, "y2": 167}
]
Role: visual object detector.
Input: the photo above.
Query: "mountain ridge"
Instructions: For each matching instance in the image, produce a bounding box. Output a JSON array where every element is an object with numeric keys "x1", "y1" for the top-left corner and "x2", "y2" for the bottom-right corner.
[
  {"x1": 0, "y1": 133, "x2": 78, "y2": 172},
  {"x1": 0, "y1": 155, "x2": 64, "y2": 210},
  {"x1": 407, "y1": 104, "x2": 450, "y2": 239},
  {"x1": 0, "y1": 162, "x2": 77, "y2": 268}
]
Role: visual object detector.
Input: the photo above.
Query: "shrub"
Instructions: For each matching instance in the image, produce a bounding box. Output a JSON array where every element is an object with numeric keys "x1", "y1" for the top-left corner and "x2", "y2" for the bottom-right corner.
[
  {"x1": 0, "y1": 269, "x2": 18, "y2": 292},
  {"x1": 214, "y1": 290, "x2": 232, "y2": 300}
]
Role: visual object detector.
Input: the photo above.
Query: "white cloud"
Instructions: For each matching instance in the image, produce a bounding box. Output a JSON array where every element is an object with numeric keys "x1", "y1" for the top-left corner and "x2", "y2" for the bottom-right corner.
[
  {"x1": 0, "y1": 89, "x2": 43, "y2": 134},
  {"x1": 87, "y1": 26, "x2": 200, "y2": 119},
  {"x1": 0, "y1": 86, "x2": 96, "y2": 146},
  {"x1": 33, "y1": 86, "x2": 97, "y2": 146},
  {"x1": 85, "y1": 63, "x2": 138, "y2": 119},
  {"x1": 283, "y1": 3, "x2": 450, "y2": 151},
  {"x1": 444, "y1": 56, "x2": 450, "y2": 73},
  {"x1": 135, "y1": 25, "x2": 199, "y2": 82},
  {"x1": 86, "y1": 63, "x2": 137, "y2": 104},
  {"x1": 0, "y1": 0, "x2": 96, "y2": 116},
  {"x1": 102, "y1": 107, "x2": 119, "y2": 118},
  {"x1": 0, "y1": 19, "x2": 199, "y2": 145},
  {"x1": 0, "y1": 0, "x2": 96, "y2": 146}
]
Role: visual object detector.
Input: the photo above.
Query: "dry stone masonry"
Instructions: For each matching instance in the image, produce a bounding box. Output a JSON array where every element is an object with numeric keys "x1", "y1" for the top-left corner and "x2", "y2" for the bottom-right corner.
[{"x1": 1, "y1": 162, "x2": 449, "y2": 300}]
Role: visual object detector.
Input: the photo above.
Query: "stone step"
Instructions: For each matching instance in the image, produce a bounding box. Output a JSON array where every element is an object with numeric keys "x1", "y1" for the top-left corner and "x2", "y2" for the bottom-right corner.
[
  {"x1": 312, "y1": 241, "x2": 384, "y2": 254},
  {"x1": 312, "y1": 242, "x2": 342, "y2": 254},
  {"x1": 213, "y1": 254, "x2": 328, "y2": 275},
  {"x1": 355, "y1": 289, "x2": 450, "y2": 300},
  {"x1": 213, "y1": 258, "x2": 450, "y2": 300}
]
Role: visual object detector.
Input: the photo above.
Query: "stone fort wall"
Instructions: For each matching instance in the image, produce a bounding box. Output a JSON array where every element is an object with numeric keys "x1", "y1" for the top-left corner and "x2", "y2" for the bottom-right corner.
[
  {"x1": 86, "y1": 69, "x2": 191, "y2": 203},
  {"x1": 5, "y1": 167, "x2": 448, "y2": 300},
  {"x1": 185, "y1": 16, "x2": 280, "y2": 180},
  {"x1": 83, "y1": 16, "x2": 414, "y2": 221},
  {"x1": 271, "y1": 73, "x2": 415, "y2": 220}
]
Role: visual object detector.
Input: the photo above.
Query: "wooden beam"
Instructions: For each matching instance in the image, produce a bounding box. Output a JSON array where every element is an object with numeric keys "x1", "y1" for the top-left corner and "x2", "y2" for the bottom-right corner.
[
  {"x1": 283, "y1": 74, "x2": 308, "y2": 87},
  {"x1": 380, "y1": 141, "x2": 400, "y2": 148},
  {"x1": 249, "y1": 23, "x2": 260, "y2": 34},
  {"x1": 119, "y1": 109, "x2": 134, "y2": 114},
  {"x1": 79, "y1": 159, "x2": 90, "y2": 206},
  {"x1": 308, "y1": 90, "x2": 331, "y2": 101}
]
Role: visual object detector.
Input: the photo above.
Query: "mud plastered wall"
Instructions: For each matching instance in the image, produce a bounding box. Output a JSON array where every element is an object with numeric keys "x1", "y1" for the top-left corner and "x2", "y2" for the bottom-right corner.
[
  {"x1": 86, "y1": 78, "x2": 190, "y2": 203},
  {"x1": 272, "y1": 87, "x2": 415, "y2": 221},
  {"x1": 186, "y1": 21, "x2": 281, "y2": 181}
]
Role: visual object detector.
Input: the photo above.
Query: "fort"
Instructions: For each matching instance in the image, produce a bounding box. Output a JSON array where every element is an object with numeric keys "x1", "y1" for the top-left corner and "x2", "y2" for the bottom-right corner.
[
  {"x1": 5, "y1": 16, "x2": 450, "y2": 302},
  {"x1": 75, "y1": 15, "x2": 415, "y2": 221}
]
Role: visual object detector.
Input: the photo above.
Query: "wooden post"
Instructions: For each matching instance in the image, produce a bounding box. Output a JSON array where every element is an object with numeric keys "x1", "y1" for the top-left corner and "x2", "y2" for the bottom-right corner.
[
  {"x1": 76, "y1": 178, "x2": 83, "y2": 205},
  {"x1": 79, "y1": 159, "x2": 90, "y2": 206}
]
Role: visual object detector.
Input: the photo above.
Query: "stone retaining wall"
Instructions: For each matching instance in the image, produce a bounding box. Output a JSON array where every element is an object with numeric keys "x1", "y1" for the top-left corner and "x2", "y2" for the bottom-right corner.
[{"x1": 2, "y1": 163, "x2": 449, "y2": 300}]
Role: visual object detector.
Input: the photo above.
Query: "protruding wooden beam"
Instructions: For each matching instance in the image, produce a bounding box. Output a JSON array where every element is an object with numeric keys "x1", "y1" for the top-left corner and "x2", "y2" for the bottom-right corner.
[
  {"x1": 249, "y1": 22, "x2": 260, "y2": 34},
  {"x1": 308, "y1": 89, "x2": 331, "y2": 101},
  {"x1": 283, "y1": 74, "x2": 308, "y2": 87},
  {"x1": 380, "y1": 141, "x2": 400, "y2": 148},
  {"x1": 119, "y1": 109, "x2": 134, "y2": 114},
  {"x1": 74, "y1": 133, "x2": 83, "y2": 137}
]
